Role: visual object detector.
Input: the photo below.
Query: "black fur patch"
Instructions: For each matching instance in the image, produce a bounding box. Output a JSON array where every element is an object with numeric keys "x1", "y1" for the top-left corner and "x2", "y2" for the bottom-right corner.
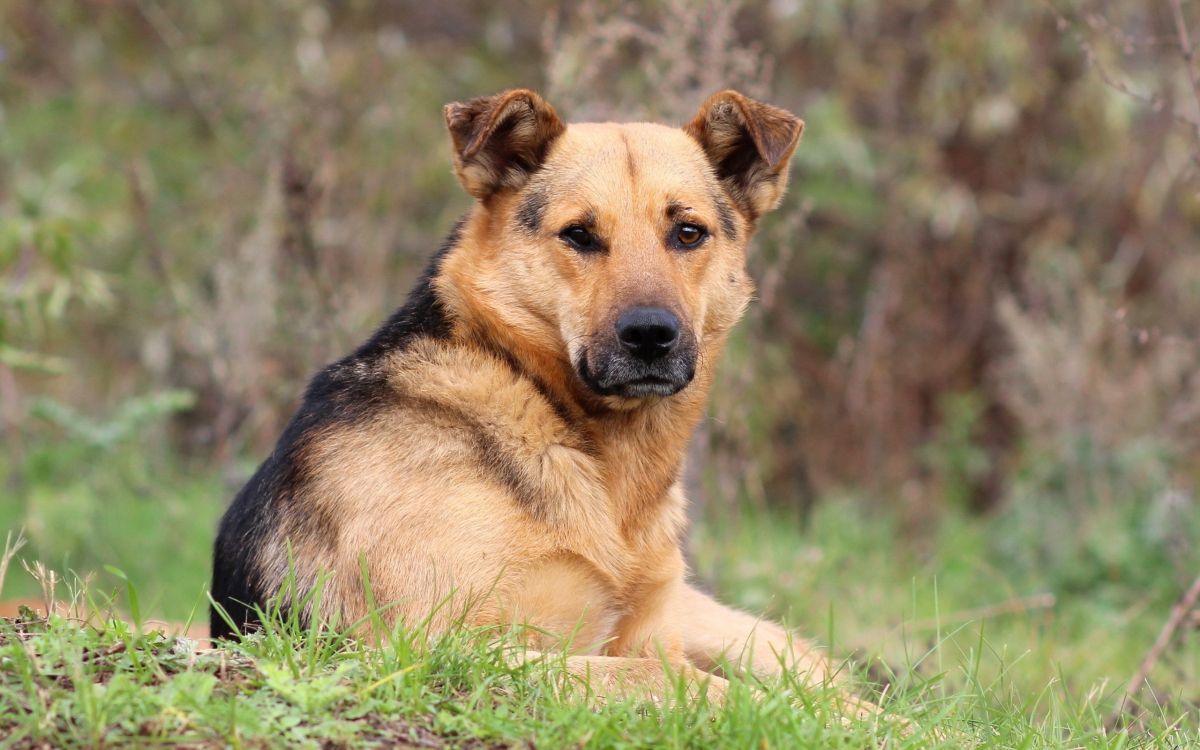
[
  {"x1": 470, "y1": 428, "x2": 547, "y2": 519},
  {"x1": 210, "y1": 462, "x2": 283, "y2": 639},
  {"x1": 714, "y1": 193, "x2": 738, "y2": 239},
  {"x1": 210, "y1": 220, "x2": 464, "y2": 639},
  {"x1": 515, "y1": 187, "x2": 548, "y2": 234}
]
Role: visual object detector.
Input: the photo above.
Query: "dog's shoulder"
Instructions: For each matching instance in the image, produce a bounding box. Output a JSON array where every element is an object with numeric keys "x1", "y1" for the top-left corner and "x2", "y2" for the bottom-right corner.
[{"x1": 302, "y1": 219, "x2": 465, "y2": 425}]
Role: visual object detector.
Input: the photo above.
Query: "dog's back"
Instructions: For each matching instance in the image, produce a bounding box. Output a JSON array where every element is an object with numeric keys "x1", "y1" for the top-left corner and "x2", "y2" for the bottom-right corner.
[{"x1": 211, "y1": 234, "x2": 458, "y2": 638}]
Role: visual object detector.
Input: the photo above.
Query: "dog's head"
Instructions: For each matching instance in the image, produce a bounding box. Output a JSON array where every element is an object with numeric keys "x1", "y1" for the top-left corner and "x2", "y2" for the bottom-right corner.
[{"x1": 441, "y1": 89, "x2": 803, "y2": 405}]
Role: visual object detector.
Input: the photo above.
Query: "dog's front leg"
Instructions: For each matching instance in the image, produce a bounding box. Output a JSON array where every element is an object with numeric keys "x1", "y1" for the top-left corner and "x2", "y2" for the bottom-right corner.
[
  {"x1": 674, "y1": 584, "x2": 833, "y2": 683},
  {"x1": 510, "y1": 650, "x2": 730, "y2": 707},
  {"x1": 674, "y1": 585, "x2": 883, "y2": 721}
]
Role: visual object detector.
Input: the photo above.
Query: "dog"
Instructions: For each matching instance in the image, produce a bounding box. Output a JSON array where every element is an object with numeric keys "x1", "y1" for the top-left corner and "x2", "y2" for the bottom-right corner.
[{"x1": 212, "y1": 88, "x2": 869, "y2": 710}]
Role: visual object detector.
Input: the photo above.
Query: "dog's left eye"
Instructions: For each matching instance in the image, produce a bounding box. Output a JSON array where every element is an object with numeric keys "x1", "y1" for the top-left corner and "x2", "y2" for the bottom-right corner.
[
  {"x1": 673, "y1": 223, "x2": 707, "y2": 249},
  {"x1": 560, "y1": 225, "x2": 602, "y2": 252}
]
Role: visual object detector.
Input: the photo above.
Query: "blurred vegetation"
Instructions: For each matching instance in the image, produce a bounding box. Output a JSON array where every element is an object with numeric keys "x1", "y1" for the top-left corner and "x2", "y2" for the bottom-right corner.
[{"x1": 1, "y1": 0, "x2": 1198, "y2": 735}]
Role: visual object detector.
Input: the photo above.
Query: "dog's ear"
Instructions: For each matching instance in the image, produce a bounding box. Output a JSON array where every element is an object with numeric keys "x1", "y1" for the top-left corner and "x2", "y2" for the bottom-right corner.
[
  {"x1": 444, "y1": 89, "x2": 565, "y2": 199},
  {"x1": 684, "y1": 90, "x2": 804, "y2": 219}
]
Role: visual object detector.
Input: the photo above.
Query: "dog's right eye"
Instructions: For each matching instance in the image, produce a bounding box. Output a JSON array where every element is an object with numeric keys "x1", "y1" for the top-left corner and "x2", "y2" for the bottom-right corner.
[{"x1": 559, "y1": 225, "x2": 602, "y2": 252}]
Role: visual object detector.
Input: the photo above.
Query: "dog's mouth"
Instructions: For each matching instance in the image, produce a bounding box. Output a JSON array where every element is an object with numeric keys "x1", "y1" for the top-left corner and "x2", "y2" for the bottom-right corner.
[
  {"x1": 575, "y1": 350, "x2": 695, "y2": 400},
  {"x1": 617, "y1": 375, "x2": 684, "y2": 398}
]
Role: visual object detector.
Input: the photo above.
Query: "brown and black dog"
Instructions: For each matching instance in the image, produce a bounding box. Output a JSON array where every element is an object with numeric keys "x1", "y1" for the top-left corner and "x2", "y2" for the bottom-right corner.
[{"x1": 212, "y1": 89, "x2": 867, "y2": 708}]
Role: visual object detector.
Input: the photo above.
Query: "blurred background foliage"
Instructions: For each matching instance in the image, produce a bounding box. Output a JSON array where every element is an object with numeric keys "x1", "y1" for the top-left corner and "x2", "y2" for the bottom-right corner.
[{"x1": 1, "y1": 0, "x2": 1199, "y2": 724}]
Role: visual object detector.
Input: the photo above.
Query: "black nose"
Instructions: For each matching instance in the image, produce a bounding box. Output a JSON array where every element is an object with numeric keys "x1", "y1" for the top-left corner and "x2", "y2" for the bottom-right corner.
[{"x1": 615, "y1": 307, "x2": 681, "y2": 361}]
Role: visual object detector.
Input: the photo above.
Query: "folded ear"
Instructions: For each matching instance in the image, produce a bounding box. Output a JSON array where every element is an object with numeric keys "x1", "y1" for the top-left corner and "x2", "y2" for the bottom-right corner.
[
  {"x1": 683, "y1": 90, "x2": 804, "y2": 220},
  {"x1": 444, "y1": 89, "x2": 566, "y2": 199}
]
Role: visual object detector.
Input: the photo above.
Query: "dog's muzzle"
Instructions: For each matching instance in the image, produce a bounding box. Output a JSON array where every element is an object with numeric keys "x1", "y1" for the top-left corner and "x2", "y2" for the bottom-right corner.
[{"x1": 577, "y1": 307, "x2": 697, "y2": 398}]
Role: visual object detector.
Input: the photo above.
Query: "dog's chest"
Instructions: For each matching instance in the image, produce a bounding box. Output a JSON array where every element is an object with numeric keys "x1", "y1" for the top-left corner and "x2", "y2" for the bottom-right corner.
[
  {"x1": 501, "y1": 555, "x2": 623, "y2": 653},
  {"x1": 502, "y1": 541, "x2": 684, "y2": 653}
]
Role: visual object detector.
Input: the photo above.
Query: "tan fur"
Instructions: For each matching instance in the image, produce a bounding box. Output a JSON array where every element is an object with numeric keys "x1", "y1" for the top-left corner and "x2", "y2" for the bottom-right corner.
[{"x1": 250, "y1": 89, "x2": 881, "y2": 713}]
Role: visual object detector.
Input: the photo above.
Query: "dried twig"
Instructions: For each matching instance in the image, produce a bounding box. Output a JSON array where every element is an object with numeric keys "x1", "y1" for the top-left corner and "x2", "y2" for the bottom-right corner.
[
  {"x1": 1167, "y1": 0, "x2": 1200, "y2": 156},
  {"x1": 1109, "y1": 573, "x2": 1200, "y2": 727},
  {"x1": 19, "y1": 559, "x2": 59, "y2": 617},
  {"x1": 0, "y1": 531, "x2": 27, "y2": 601},
  {"x1": 856, "y1": 592, "x2": 1057, "y2": 644},
  {"x1": 1052, "y1": 2, "x2": 1200, "y2": 169},
  {"x1": 127, "y1": 0, "x2": 220, "y2": 139}
]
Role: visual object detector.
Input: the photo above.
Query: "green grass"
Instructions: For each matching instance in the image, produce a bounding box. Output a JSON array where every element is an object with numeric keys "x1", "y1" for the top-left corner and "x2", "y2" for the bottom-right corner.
[
  {"x1": 1, "y1": 444, "x2": 1197, "y2": 747},
  {"x1": 0, "y1": 582, "x2": 1194, "y2": 749},
  {"x1": 2, "y1": 410, "x2": 227, "y2": 618},
  {"x1": 1, "y1": 595, "x2": 916, "y2": 749},
  {"x1": 693, "y1": 499, "x2": 1199, "y2": 723}
]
